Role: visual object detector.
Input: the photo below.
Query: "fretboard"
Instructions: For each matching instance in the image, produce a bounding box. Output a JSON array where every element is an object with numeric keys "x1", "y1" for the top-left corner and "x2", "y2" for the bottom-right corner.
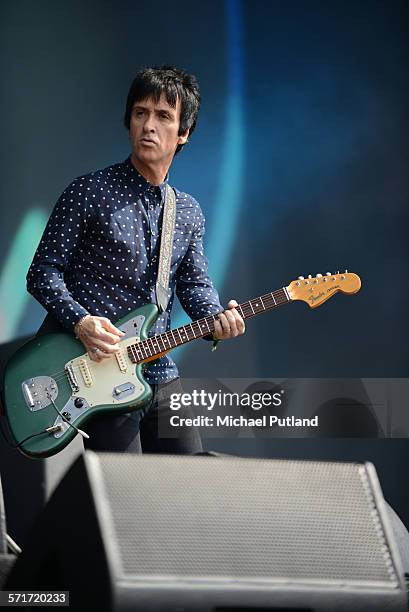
[{"x1": 127, "y1": 287, "x2": 290, "y2": 363}]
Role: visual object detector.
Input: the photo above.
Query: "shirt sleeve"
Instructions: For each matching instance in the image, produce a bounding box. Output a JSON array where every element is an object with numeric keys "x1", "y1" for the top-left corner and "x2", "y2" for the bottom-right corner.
[
  {"x1": 175, "y1": 201, "x2": 223, "y2": 329},
  {"x1": 26, "y1": 179, "x2": 92, "y2": 331}
]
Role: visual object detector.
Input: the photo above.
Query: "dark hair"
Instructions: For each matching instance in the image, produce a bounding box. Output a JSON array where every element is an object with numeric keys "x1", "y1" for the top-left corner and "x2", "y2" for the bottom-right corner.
[{"x1": 124, "y1": 65, "x2": 200, "y2": 155}]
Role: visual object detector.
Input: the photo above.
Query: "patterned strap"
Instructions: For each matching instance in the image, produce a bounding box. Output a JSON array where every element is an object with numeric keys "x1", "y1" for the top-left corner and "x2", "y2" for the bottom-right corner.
[{"x1": 155, "y1": 183, "x2": 176, "y2": 313}]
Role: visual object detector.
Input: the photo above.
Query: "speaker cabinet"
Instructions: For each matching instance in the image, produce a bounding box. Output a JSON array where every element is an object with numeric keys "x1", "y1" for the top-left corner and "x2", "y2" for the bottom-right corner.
[{"x1": 6, "y1": 452, "x2": 408, "y2": 611}]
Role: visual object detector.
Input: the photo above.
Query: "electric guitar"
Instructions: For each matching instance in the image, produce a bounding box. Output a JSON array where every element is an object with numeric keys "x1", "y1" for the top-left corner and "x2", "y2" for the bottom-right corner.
[{"x1": 3, "y1": 272, "x2": 361, "y2": 458}]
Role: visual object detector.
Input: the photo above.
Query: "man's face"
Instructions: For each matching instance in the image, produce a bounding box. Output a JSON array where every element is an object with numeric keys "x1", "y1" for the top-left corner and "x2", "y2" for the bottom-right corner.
[{"x1": 129, "y1": 93, "x2": 189, "y2": 168}]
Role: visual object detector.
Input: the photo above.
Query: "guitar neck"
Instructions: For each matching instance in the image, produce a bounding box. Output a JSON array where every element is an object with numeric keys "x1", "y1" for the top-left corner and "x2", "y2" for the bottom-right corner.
[{"x1": 127, "y1": 287, "x2": 290, "y2": 364}]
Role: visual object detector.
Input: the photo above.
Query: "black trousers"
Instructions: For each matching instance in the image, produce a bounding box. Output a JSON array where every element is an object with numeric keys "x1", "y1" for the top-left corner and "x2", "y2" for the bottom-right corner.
[{"x1": 83, "y1": 377, "x2": 203, "y2": 455}]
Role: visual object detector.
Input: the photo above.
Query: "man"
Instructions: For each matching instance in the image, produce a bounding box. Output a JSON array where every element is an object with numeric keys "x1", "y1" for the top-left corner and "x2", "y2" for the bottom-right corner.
[{"x1": 27, "y1": 65, "x2": 245, "y2": 454}]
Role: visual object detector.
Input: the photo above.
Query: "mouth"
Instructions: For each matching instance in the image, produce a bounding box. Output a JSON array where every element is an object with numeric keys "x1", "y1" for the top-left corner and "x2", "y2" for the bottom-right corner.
[{"x1": 140, "y1": 138, "x2": 156, "y2": 145}]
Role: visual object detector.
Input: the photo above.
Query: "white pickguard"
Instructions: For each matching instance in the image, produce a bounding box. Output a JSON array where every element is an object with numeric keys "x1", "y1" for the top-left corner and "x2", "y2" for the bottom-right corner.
[{"x1": 66, "y1": 337, "x2": 145, "y2": 407}]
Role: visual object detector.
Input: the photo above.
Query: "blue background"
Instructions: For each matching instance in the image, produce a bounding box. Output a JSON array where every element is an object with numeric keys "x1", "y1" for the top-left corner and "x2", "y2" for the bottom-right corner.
[{"x1": 1, "y1": 0, "x2": 408, "y2": 378}]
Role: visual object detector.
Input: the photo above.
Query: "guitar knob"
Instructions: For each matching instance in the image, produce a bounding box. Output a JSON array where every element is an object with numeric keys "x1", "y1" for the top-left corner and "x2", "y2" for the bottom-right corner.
[
  {"x1": 316, "y1": 273, "x2": 323, "y2": 277},
  {"x1": 326, "y1": 272, "x2": 331, "y2": 276},
  {"x1": 298, "y1": 276, "x2": 305, "y2": 280},
  {"x1": 74, "y1": 397, "x2": 84, "y2": 408},
  {"x1": 308, "y1": 275, "x2": 312, "y2": 279}
]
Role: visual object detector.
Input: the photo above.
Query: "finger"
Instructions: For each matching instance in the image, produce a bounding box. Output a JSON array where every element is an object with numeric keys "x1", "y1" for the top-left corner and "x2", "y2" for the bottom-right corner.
[
  {"x1": 91, "y1": 339, "x2": 120, "y2": 354},
  {"x1": 87, "y1": 347, "x2": 104, "y2": 362},
  {"x1": 100, "y1": 317, "x2": 125, "y2": 337},
  {"x1": 229, "y1": 308, "x2": 245, "y2": 333},
  {"x1": 213, "y1": 319, "x2": 223, "y2": 340},
  {"x1": 87, "y1": 346, "x2": 114, "y2": 362},
  {"x1": 218, "y1": 312, "x2": 233, "y2": 336},
  {"x1": 223, "y1": 309, "x2": 238, "y2": 336},
  {"x1": 236, "y1": 317, "x2": 245, "y2": 334},
  {"x1": 93, "y1": 327, "x2": 123, "y2": 345},
  {"x1": 227, "y1": 299, "x2": 238, "y2": 308}
]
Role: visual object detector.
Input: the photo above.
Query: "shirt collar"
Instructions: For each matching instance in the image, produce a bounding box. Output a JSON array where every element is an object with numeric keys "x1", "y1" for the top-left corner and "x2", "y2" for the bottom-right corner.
[{"x1": 124, "y1": 156, "x2": 168, "y2": 200}]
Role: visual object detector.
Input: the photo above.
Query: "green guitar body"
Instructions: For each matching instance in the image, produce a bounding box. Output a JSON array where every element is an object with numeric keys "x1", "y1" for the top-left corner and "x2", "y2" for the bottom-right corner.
[{"x1": 3, "y1": 304, "x2": 159, "y2": 458}]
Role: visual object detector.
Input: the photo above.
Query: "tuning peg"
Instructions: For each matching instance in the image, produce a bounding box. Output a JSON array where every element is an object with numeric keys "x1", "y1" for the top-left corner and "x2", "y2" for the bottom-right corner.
[
  {"x1": 316, "y1": 273, "x2": 323, "y2": 277},
  {"x1": 344, "y1": 269, "x2": 348, "y2": 273},
  {"x1": 298, "y1": 276, "x2": 304, "y2": 280},
  {"x1": 337, "y1": 270, "x2": 340, "y2": 274},
  {"x1": 308, "y1": 274, "x2": 312, "y2": 279},
  {"x1": 326, "y1": 272, "x2": 331, "y2": 276}
]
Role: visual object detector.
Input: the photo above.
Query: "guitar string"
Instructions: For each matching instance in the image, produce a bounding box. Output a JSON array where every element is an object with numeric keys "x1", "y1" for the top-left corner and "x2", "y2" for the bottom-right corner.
[
  {"x1": 38, "y1": 297, "x2": 290, "y2": 385},
  {"x1": 35, "y1": 292, "x2": 290, "y2": 384},
  {"x1": 45, "y1": 297, "x2": 290, "y2": 384},
  {"x1": 32, "y1": 290, "x2": 289, "y2": 384}
]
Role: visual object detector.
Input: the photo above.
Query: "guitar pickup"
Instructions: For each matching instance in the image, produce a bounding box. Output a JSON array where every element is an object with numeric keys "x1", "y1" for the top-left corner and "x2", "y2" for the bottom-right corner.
[
  {"x1": 115, "y1": 350, "x2": 128, "y2": 372},
  {"x1": 79, "y1": 358, "x2": 93, "y2": 387}
]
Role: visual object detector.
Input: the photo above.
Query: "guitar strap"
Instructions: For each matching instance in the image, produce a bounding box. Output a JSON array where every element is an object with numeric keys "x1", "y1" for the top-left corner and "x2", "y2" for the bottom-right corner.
[{"x1": 155, "y1": 183, "x2": 177, "y2": 313}]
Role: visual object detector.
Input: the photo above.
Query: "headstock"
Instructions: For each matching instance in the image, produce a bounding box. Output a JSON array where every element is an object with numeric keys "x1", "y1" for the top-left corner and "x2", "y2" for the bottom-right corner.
[{"x1": 287, "y1": 271, "x2": 361, "y2": 309}]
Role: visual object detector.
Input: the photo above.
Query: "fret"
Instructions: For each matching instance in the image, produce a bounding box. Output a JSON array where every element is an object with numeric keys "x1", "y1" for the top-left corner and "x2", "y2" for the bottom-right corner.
[
  {"x1": 149, "y1": 339, "x2": 158, "y2": 354},
  {"x1": 170, "y1": 330, "x2": 177, "y2": 347},
  {"x1": 192, "y1": 320, "x2": 201, "y2": 338},
  {"x1": 246, "y1": 302, "x2": 253, "y2": 317},
  {"x1": 253, "y1": 299, "x2": 261, "y2": 312},
  {"x1": 237, "y1": 305, "x2": 245, "y2": 318},
  {"x1": 125, "y1": 283, "x2": 294, "y2": 363},
  {"x1": 161, "y1": 334, "x2": 170, "y2": 349},
  {"x1": 138, "y1": 342, "x2": 147, "y2": 359},
  {"x1": 154, "y1": 336, "x2": 165, "y2": 353},
  {"x1": 158, "y1": 335, "x2": 167, "y2": 351},
  {"x1": 179, "y1": 326, "x2": 189, "y2": 343},
  {"x1": 199, "y1": 320, "x2": 209, "y2": 334}
]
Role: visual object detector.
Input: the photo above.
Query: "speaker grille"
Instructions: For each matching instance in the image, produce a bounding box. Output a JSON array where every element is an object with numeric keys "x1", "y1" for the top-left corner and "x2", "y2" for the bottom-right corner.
[{"x1": 94, "y1": 455, "x2": 398, "y2": 586}]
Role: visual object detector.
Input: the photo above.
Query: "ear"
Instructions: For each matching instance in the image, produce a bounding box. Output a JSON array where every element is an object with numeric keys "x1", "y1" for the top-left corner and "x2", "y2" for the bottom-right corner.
[{"x1": 177, "y1": 128, "x2": 190, "y2": 146}]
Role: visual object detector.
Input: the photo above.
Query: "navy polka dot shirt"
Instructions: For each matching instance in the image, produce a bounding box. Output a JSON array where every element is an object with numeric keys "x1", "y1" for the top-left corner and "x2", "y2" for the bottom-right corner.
[{"x1": 27, "y1": 157, "x2": 222, "y2": 384}]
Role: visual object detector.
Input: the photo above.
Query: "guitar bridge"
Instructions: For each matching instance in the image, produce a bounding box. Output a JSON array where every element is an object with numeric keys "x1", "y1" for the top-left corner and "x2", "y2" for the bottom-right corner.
[{"x1": 21, "y1": 377, "x2": 58, "y2": 411}]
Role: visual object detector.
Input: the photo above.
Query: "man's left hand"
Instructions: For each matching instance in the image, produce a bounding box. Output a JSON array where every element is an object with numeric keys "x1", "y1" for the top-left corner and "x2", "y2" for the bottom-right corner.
[{"x1": 213, "y1": 299, "x2": 245, "y2": 340}]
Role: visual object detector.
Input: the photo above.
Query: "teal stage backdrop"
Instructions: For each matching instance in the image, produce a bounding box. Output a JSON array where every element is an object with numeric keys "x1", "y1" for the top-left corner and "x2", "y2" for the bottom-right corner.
[{"x1": 1, "y1": 0, "x2": 408, "y2": 379}]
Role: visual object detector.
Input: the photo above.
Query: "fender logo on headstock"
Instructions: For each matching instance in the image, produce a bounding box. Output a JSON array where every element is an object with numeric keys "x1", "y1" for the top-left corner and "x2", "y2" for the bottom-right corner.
[{"x1": 288, "y1": 273, "x2": 361, "y2": 309}]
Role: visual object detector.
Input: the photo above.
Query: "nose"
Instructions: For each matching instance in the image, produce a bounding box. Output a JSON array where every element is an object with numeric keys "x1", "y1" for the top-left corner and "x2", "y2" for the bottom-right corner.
[{"x1": 143, "y1": 113, "x2": 156, "y2": 133}]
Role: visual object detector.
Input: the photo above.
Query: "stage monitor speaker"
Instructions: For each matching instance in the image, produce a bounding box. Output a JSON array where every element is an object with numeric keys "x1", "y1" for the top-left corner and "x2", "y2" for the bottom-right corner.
[{"x1": 6, "y1": 452, "x2": 408, "y2": 611}]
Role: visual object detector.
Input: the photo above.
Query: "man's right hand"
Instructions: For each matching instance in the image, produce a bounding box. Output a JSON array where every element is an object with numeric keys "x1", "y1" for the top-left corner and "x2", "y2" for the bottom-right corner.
[{"x1": 74, "y1": 315, "x2": 125, "y2": 362}]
